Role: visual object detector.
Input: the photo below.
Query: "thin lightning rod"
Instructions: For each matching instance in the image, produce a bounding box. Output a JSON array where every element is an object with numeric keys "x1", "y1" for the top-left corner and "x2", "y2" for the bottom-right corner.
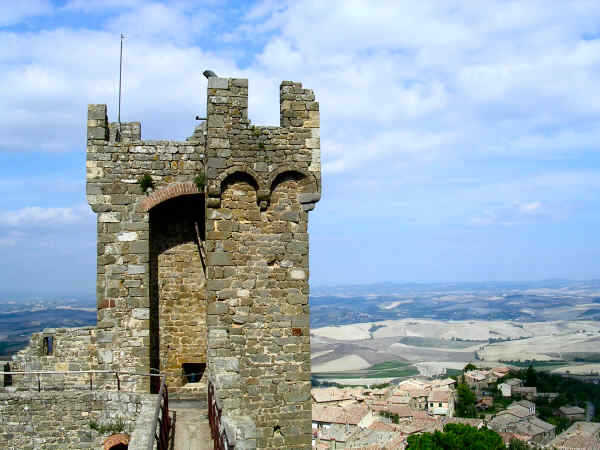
[{"x1": 118, "y1": 33, "x2": 124, "y2": 126}]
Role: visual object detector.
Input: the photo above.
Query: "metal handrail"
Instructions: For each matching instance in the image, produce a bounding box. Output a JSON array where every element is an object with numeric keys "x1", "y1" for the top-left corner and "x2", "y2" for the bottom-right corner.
[
  {"x1": 2, "y1": 369, "x2": 163, "y2": 392},
  {"x1": 208, "y1": 380, "x2": 233, "y2": 450},
  {"x1": 148, "y1": 374, "x2": 173, "y2": 450},
  {"x1": 2, "y1": 370, "x2": 164, "y2": 376}
]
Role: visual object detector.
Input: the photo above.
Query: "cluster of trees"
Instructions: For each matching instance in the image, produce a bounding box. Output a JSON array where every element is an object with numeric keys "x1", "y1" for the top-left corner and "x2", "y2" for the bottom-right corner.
[
  {"x1": 379, "y1": 410, "x2": 400, "y2": 424},
  {"x1": 516, "y1": 366, "x2": 598, "y2": 432},
  {"x1": 406, "y1": 423, "x2": 511, "y2": 449},
  {"x1": 406, "y1": 424, "x2": 535, "y2": 449},
  {"x1": 517, "y1": 365, "x2": 600, "y2": 415},
  {"x1": 455, "y1": 364, "x2": 600, "y2": 431},
  {"x1": 455, "y1": 382, "x2": 477, "y2": 418}
]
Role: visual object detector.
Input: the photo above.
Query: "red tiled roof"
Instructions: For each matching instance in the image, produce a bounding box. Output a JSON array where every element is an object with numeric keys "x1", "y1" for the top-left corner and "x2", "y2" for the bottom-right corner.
[
  {"x1": 428, "y1": 390, "x2": 451, "y2": 402},
  {"x1": 312, "y1": 404, "x2": 370, "y2": 425}
]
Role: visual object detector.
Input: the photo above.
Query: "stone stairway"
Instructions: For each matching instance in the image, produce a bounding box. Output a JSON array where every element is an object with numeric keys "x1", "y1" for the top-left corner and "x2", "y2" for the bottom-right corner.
[{"x1": 170, "y1": 398, "x2": 213, "y2": 450}]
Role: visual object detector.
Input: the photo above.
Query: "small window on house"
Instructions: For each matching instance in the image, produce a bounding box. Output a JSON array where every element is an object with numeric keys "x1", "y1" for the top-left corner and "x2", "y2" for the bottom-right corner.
[
  {"x1": 3, "y1": 363, "x2": 12, "y2": 387},
  {"x1": 43, "y1": 336, "x2": 54, "y2": 355},
  {"x1": 439, "y1": 402, "x2": 442, "y2": 407}
]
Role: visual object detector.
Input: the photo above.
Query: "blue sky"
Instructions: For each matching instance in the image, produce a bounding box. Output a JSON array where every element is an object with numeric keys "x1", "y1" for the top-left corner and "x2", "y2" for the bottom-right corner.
[{"x1": 1, "y1": 0, "x2": 600, "y2": 296}]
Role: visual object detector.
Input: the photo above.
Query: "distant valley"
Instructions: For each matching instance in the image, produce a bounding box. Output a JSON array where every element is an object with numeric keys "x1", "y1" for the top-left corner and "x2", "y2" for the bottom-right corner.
[
  {"x1": 310, "y1": 279, "x2": 600, "y2": 327},
  {"x1": 1, "y1": 281, "x2": 600, "y2": 382},
  {"x1": 0, "y1": 297, "x2": 96, "y2": 357},
  {"x1": 310, "y1": 280, "x2": 600, "y2": 384}
]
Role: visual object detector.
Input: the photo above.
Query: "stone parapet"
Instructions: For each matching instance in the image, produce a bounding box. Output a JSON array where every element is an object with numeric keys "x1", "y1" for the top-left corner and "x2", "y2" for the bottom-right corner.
[{"x1": 0, "y1": 390, "x2": 153, "y2": 449}]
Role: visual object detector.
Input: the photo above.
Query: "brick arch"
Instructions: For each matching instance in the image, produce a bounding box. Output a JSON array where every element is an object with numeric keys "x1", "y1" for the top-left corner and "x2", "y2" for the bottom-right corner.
[
  {"x1": 103, "y1": 433, "x2": 130, "y2": 450},
  {"x1": 268, "y1": 166, "x2": 318, "y2": 194},
  {"x1": 217, "y1": 166, "x2": 264, "y2": 193},
  {"x1": 139, "y1": 182, "x2": 201, "y2": 212}
]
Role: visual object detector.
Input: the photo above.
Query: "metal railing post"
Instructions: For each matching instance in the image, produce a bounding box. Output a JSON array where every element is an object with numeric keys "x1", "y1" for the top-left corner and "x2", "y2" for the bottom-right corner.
[{"x1": 147, "y1": 374, "x2": 173, "y2": 450}]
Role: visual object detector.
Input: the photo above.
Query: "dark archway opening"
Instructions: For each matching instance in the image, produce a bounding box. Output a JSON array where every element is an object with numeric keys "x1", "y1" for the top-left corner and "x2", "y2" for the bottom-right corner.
[
  {"x1": 149, "y1": 194, "x2": 206, "y2": 393},
  {"x1": 4, "y1": 363, "x2": 12, "y2": 387},
  {"x1": 182, "y1": 362, "x2": 206, "y2": 383},
  {"x1": 109, "y1": 444, "x2": 128, "y2": 450}
]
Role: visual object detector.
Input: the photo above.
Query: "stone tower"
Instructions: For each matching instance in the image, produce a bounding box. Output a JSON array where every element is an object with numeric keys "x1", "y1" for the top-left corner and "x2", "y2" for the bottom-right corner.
[{"x1": 86, "y1": 76, "x2": 320, "y2": 448}]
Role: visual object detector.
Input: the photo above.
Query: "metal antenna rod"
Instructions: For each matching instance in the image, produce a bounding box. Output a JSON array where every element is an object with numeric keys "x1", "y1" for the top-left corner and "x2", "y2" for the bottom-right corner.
[{"x1": 118, "y1": 33, "x2": 126, "y2": 126}]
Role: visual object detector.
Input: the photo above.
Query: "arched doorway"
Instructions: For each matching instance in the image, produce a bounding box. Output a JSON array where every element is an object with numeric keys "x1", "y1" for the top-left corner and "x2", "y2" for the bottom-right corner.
[{"x1": 149, "y1": 193, "x2": 207, "y2": 393}]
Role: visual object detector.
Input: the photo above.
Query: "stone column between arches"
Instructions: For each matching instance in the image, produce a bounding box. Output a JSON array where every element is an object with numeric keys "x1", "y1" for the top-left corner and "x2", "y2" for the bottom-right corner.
[{"x1": 207, "y1": 172, "x2": 312, "y2": 448}]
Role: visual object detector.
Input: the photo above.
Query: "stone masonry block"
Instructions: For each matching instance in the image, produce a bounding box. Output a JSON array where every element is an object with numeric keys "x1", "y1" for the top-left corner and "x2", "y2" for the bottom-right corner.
[
  {"x1": 88, "y1": 104, "x2": 107, "y2": 120},
  {"x1": 207, "y1": 252, "x2": 232, "y2": 266},
  {"x1": 208, "y1": 77, "x2": 229, "y2": 89}
]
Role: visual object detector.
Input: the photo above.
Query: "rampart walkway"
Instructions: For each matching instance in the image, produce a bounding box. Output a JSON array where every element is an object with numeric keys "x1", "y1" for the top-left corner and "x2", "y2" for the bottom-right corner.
[{"x1": 171, "y1": 399, "x2": 213, "y2": 450}]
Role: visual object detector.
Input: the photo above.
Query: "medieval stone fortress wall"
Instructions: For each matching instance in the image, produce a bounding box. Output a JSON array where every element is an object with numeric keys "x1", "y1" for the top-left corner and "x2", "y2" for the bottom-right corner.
[{"x1": 0, "y1": 76, "x2": 320, "y2": 449}]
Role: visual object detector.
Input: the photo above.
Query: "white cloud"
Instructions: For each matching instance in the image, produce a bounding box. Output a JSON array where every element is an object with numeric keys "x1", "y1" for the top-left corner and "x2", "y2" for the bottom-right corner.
[
  {"x1": 0, "y1": 1, "x2": 53, "y2": 27},
  {"x1": 246, "y1": 0, "x2": 600, "y2": 170},
  {"x1": 244, "y1": 0, "x2": 286, "y2": 21},
  {"x1": 0, "y1": 205, "x2": 91, "y2": 227},
  {"x1": 470, "y1": 200, "x2": 553, "y2": 227},
  {"x1": 3, "y1": 0, "x2": 599, "y2": 168},
  {"x1": 323, "y1": 129, "x2": 455, "y2": 174},
  {"x1": 0, "y1": 230, "x2": 27, "y2": 247},
  {"x1": 62, "y1": 0, "x2": 143, "y2": 13},
  {"x1": 1, "y1": 1, "x2": 600, "y2": 288},
  {"x1": 0, "y1": 26, "x2": 245, "y2": 151},
  {"x1": 105, "y1": 2, "x2": 216, "y2": 44}
]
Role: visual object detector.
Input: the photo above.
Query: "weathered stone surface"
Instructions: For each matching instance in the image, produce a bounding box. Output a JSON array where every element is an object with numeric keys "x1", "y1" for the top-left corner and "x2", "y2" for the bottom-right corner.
[
  {"x1": 289, "y1": 269, "x2": 306, "y2": 280},
  {"x1": 298, "y1": 192, "x2": 321, "y2": 204},
  {"x1": 207, "y1": 252, "x2": 232, "y2": 266},
  {"x1": 0, "y1": 390, "x2": 151, "y2": 450},
  {"x1": 208, "y1": 77, "x2": 229, "y2": 89}
]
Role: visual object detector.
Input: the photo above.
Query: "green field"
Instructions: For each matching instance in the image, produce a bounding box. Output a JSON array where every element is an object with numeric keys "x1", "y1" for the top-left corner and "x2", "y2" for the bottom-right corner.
[{"x1": 312, "y1": 360, "x2": 419, "y2": 380}]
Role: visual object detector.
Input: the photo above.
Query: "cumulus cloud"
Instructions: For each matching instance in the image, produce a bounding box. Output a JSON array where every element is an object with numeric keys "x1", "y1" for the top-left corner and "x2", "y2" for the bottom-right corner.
[
  {"x1": 3, "y1": 0, "x2": 599, "y2": 166},
  {"x1": 0, "y1": 1, "x2": 53, "y2": 27},
  {"x1": 0, "y1": 27, "x2": 243, "y2": 151},
  {"x1": 0, "y1": 205, "x2": 91, "y2": 227},
  {"x1": 470, "y1": 201, "x2": 554, "y2": 227},
  {"x1": 2, "y1": 1, "x2": 600, "y2": 288},
  {"x1": 323, "y1": 129, "x2": 456, "y2": 174},
  {"x1": 246, "y1": 0, "x2": 600, "y2": 171}
]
